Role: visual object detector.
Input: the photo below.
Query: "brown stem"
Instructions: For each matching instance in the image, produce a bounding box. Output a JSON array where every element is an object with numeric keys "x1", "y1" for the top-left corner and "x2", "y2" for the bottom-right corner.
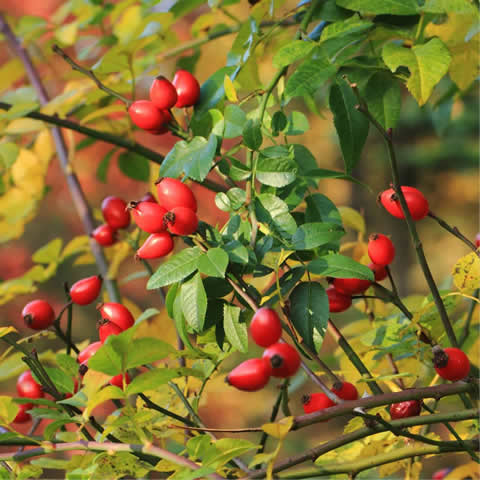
[{"x1": 428, "y1": 211, "x2": 478, "y2": 252}]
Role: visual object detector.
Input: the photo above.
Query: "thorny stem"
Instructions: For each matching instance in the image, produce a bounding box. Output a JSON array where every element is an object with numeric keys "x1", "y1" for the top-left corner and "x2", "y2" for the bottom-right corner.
[
  {"x1": 348, "y1": 80, "x2": 459, "y2": 349},
  {"x1": 428, "y1": 211, "x2": 478, "y2": 252},
  {"x1": 0, "y1": 15, "x2": 121, "y2": 303}
]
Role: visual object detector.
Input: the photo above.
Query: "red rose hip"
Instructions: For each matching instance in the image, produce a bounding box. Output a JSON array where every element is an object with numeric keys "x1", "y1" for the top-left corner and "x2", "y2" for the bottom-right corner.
[
  {"x1": 101, "y1": 196, "x2": 130, "y2": 230},
  {"x1": 368, "y1": 234, "x2": 395, "y2": 266},
  {"x1": 98, "y1": 302, "x2": 135, "y2": 330},
  {"x1": 333, "y1": 277, "x2": 371, "y2": 295},
  {"x1": 128, "y1": 201, "x2": 167, "y2": 234},
  {"x1": 70, "y1": 275, "x2": 103, "y2": 305},
  {"x1": 13, "y1": 403, "x2": 32, "y2": 423},
  {"x1": 326, "y1": 286, "x2": 352, "y2": 313},
  {"x1": 249, "y1": 308, "x2": 282, "y2": 348},
  {"x1": 136, "y1": 232, "x2": 174, "y2": 259},
  {"x1": 22, "y1": 299, "x2": 55, "y2": 330},
  {"x1": 128, "y1": 100, "x2": 165, "y2": 130},
  {"x1": 390, "y1": 400, "x2": 421, "y2": 419},
  {"x1": 433, "y1": 346, "x2": 470, "y2": 381},
  {"x1": 172, "y1": 70, "x2": 201, "y2": 108},
  {"x1": 17, "y1": 370, "x2": 43, "y2": 399},
  {"x1": 150, "y1": 76, "x2": 178, "y2": 110},
  {"x1": 155, "y1": 177, "x2": 197, "y2": 212},
  {"x1": 165, "y1": 207, "x2": 198, "y2": 236},
  {"x1": 369, "y1": 262, "x2": 388, "y2": 282},
  {"x1": 263, "y1": 342, "x2": 301, "y2": 378},
  {"x1": 302, "y1": 392, "x2": 336, "y2": 414},
  {"x1": 91, "y1": 224, "x2": 117, "y2": 246},
  {"x1": 331, "y1": 381, "x2": 358, "y2": 401},
  {"x1": 226, "y1": 358, "x2": 271, "y2": 391},
  {"x1": 110, "y1": 372, "x2": 131, "y2": 389},
  {"x1": 99, "y1": 320, "x2": 124, "y2": 343},
  {"x1": 78, "y1": 341, "x2": 102, "y2": 366},
  {"x1": 379, "y1": 186, "x2": 429, "y2": 221}
]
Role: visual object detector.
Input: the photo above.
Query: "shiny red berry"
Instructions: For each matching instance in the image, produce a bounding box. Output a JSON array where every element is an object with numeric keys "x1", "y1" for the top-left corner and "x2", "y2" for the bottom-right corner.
[
  {"x1": 70, "y1": 275, "x2": 102, "y2": 306},
  {"x1": 333, "y1": 277, "x2": 371, "y2": 295},
  {"x1": 128, "y1": 201, "x2": 167, "y2": 234},
  {"x1": 91, "y1": 224, "x2": 117, "y2": 246},
  {"x1": 101, "y1": 196, "x2": 130, "y2": 230},
  {"x1": 369, "y1": 262, "x2": 388, "y2": 282},
  {"x1": 390, "y1": 400, "x2": 421, "y2": 419},
  {"x1": 368, "y1": 234, "x2": 395, "y2": 266},
  {"x1": 13, "y1": 403, "x2": 32, "y2": 423},
  {"x1": 128, "y1": 100, "x2": 165, "y2": 130},
  {"x1": 249, "y1": 308, "x2": 282, "y2": 348},
  {"x1": 150, "y1": 76, "x2": 178, "y2": 110},
  {"x1": 136, "y1": 232, "x2": 174, "y2": 259},
  {"x1": 77, "y1": 341, "x2": 102, "y2": 366},
  {"x1": 172, "y1": 70, "x2": 200, "y2": 108},
  {"x1": 98, "y1": 302, "x2": 135, "y2": 330},
  {"x1": 433, "y1": 347, "x2": 470, "y2": 381},
  {"x1": 109, "y1": 372, "x2": 131, "y2": 389},
  {"x1": 379, "y1": 186, "x2": 429, "y2": 221},
  {"x1": 155, "y1": 177, "x2": 197, "y2": 212},
  {"x1": 302, "y1": 392, "x2": 336, "y2": 414},
  {"x1": 99, "y1": 320, "x2": 123, "y2": 343},
  {"x1": 146, "y1": 110, "x2": 172, "y2": 135},
  {"x1": 165, "y1": 207, "x2": 198, "y2": 236},
  {"x1": 226, "y1": 358, "x2": 271, "y2": 391},
  {"x1": 22, "y1": 299, "x2": 55, "y2": 330},
  {"x1": 475, "y1": 233, "x2": 480, "y2": 248},
  {"x1": 263, "y1": 342, "x2": 301, "y2": 378},
  {"x1": 17, "y1": 371, "x2": 43, "y2": 399},
  {"x1": 331, "y1": 381, "x2": 358, "y2": 401},
  {"x1": 326, "y1": 286, "x2": 352, "y2": 313}
]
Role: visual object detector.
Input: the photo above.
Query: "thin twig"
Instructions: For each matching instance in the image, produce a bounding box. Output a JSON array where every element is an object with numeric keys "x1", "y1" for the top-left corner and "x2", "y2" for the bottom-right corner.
[{"x1": 428, "y1": 211, "x2": 478, "y2": 251}]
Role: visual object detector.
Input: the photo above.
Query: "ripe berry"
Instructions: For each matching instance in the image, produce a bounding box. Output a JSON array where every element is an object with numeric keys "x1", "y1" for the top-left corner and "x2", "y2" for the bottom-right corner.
[
  {"x1": 172, "y1": 70, "x2": 201, "y2": 108},
  {"x1": 13, "y1": 403, "x2": 32, "y2": 423},
  {"x1": 390, "y1": 400, "x2": 421, "y2": 419},
  {"x1": 146, "y1": 109, "x2": 172, "y2": 135},
  {"x1": 263, "y1": 342, "x2": 301, "y2": 378},
  {"x1": 65, "y1": 378, "x2": 79, "y2": 398},
  {"x1": 91, "y1": 224, "x2": 117, "y2": 246},
  {"x1": 475, "y1": 233, "x2": 480, "y2": 248},
  {"x1": 136, "y1": 232, "x2": 174, "y2": 259},
  {"x1": 302, "y1": 392, "x2": 335, "y2": 414},
  {"x1": 331, "y1": 381, "x2": 358, "y2": 401},
  {"x1": 433, "y1": 346, "x2": 470, "y2": 381},
  {"x1": 128, "y1": 100, "x2": 165, "y2": 130},
  {"x1": 77, "y1": 341, "x2": 102, "y2": 366},
  {"x1": 368, "y1": 234, "x2": 395, "y2": 266},
  {"x1": 22, "y1": 299, "x2": 55, "y2": 330},
  {"x1": 98, "y1": 303, "x2": 135, "y2": 330},
  {"x1": 128, "y1": 201, "x2": 167, "y2": 234},
  {"x1": 165, "y1": 207, "x2": 198, "y2": 236},
  {"x1": 369, "y1": 262, "x2": 388, "y2": 282},
  {"x1": 109, "y1": 372, "x2": 131, "y2": 389},
  {"x1": 155, "y1": 177, "x2": 197, "y2": 212},
  {"x1": 432, "y1": 468, "x2": 452, "y2": 480},
  {"x1": 99, "y1": 320, "x2": 123, "y2": 343},
  {"x1": 226, "y1": 358, "x2": 271, "y2": 391},
  {"x1": 70, "y1": 275, "x2": 102, "y2": 306},
  {"x1": 249, "y1": 308, "x2": 282, "y2": 348},
  {"x1": 150, "y1": 76, "x2": 178, "y2": 110},
  {"x1": 101, "y1": 196, "x2": 130, "y2": 230},
  {"x1": 326, "y1": 286, "x2": 352, "y2": 313},
  {"x1": 17, "y1": 371, "x2": 43, "y2": 399},
  {"x1": 333, "y1": 277, "x2": 371, "y2": 295},
  {"x1": 379, "y1": 186, "x2": 429, "y2": 221}
]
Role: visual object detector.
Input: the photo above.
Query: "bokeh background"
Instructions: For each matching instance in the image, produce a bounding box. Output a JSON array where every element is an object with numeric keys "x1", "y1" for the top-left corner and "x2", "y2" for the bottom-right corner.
[{"x1": 0, "y1": 0, "x2": 478, "y2": 478}]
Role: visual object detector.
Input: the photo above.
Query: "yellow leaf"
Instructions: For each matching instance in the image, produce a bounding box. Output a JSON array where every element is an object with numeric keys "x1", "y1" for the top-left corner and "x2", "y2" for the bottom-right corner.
[
  {"x1": 113, "y1": 5, "x2": 142, "y2": 45},
  {"x1": 444, "y1": 462, "x2": 480, "y2": 480},
  {"x1": 33, "y1": 130, "x2": 55, "y2": 165},
  {"x1": 60, "y1": 235, "x2": 91, "y2": 261},
  {"x1": 107, "y1": 241, "x2": 132, "y2": 279},
  {"x1": 261, "y1": 416, "x2": 294, "y2": 440},
  {"x1": 338, "y1": 206, "x2": 365, "y2": 233},
  {"x1": 83, "y1": 385, "x2": 125, "y2": 420},
  {"x1": 0, "y1": 395, "x2": 19, "y2": 424},
  {"x1": 55, "y1": 21, "x2": 79, "y2": 46},
  {"x1": 378, "y1": 460, "x2": 403, "y2": 477},
  {"x1": 448, "y1": 35, "x2": 480, "y2": 90},
  {"x1": 452, "y1": 251, "x2": 480, "y2": 293},
  {"x1": 0, "y1": 59, "x2": 24, "y2": 93},
  {"x1": 80, "y1": 105, "x2": 127, "y2": 125},
  {"x1": 224, "y1": 75, "x2": 239, "y2": 103},
  {"x1": 4, "y1": 118, "x2": 43, "y2": 134},
  {"x1": 73, "y1": 252, "x2": 96, "y2": 266}
]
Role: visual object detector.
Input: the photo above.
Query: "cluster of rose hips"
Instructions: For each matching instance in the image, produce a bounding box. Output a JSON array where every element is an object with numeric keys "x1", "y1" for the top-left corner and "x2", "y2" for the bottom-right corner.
[
  {"x1": 92, "y1": 178, "x2": 198, "y2": 259},
  {"x1": 128, "y1": 70, "x2": 200, "y2": 134},
  {"x1": 226, "y1": 308, "x2": 301, "y2": 391}
]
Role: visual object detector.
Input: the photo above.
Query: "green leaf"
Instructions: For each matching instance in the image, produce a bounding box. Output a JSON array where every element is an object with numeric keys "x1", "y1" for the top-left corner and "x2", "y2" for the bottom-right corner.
[
  {"x1": 126, "y1": 368, "x2": 184, "y2": 395},
  {"x1": 292, "y1": 223, "x2": 345, "y2": 250},
  {"x1": 223, "y1": 104, "x2": 246, "y2": 138},
  {"x1": 88, "y1": 342, "x2": 123, "y2": 376},
  {"x1": 329, "y1": 78, "x2": 369, "y2": 173},
  {"x1": 255, "y1": 194, "x2": 297, "y2": 239},
  {"x1": 97, "y1": 149, "x2": 116, "y2": 183},
  {"x1": 256, "y1": 148, "x2": 297, "y2": 187},
  {"x1": 32, "y1": 238, "x2": 63, "y2": 264},
  {"x1": 336, "y1": 0, "x2": 419, "y2": 15},
  {"x1": 305, "y1": 193, "x2": 343, "y2": 225},
  {"x1": 0, "y1": 396, "x2": 19, "y2": 424},
  {"x1": 0, "y1": 143, "x2": 19, "y2": 169},
  {"x1": 56, "y1": 353, "x2": 79, "y2": 377},
  {"x1": 285, "y1": 48, "x2": 338, "y2": 99},
  {"x1": 307, "y1": 254, "x2": 374, "y2": 280},
  {"x1": 286, "y1": 111, "x2": 309, "y2": 136},
  {"x1": 420, "y1": 0, "x2": 476, "y2": 14},
  {"x1": 159, "y1": 135, "x2": 217, "y2": 182},
  {"x1": 382, "y1": 38, "x2": 451, "y2": 106},
  {"x1": 321, "y1": 14, "x2": 373, "y2": 41},
  {"x1": 271, "y1": 111, "x2": 288, "y2": 136},
  {"x1": 207, "y1": 438, "x2": 259, "y2": 468},
  {"x1": 224, "y1": 240, "x2": 249, "y2": 264},
  {"x1": 126, "y1": 337, "x2": 175, "y2": 369},
  {"x1": 289, "y1": 282, "x2": 328, "y2": 352},
  {"x1": 181, "y1": 273, "x2": 207, "y2": 332},
  {"x1": 43, "y1": 367, "x2": 74, "y2": 394},
  {"x1": 117, "y1": 151, "x2": 150, "y2": 182},
  {"x1": 195, "y1": 66, "x2": 236, "y2": 116},
  {"x1": 364, "y1": 72, "x2": 402, "y2": 129},
  {"x1": 147, "y1": 247, "x2": 202, "y2": 289},
  {"x1": 0, "y1": 102, "x2": 39, "y2": 120},
  {"x1": 223, "y1": 304, "x2": 247, "y2": 353},
  {"x1": 243, "y1": 119, "x2": 263, "y2": 150},
  {"x1": 173, "y1": 292, "x2": 204, "y2": 354},
  {"x1": 273, "y1": 40, "x2": 316, "y2": 68},
  {"x1": 214, "y1": 188, "x2": 246, "y2": 212},
  {"x1": 198, "y1": 248, "x2": 229, "y2": 278}
]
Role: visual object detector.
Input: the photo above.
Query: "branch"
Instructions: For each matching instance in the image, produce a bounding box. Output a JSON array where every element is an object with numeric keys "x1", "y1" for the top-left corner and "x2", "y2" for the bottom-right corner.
[
  {"x1": 0, "y1": 15, "x2": 121, "y2": 303},
  {"x1": 428, "y1": 211, "x2": 478, "y2": 252}
]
